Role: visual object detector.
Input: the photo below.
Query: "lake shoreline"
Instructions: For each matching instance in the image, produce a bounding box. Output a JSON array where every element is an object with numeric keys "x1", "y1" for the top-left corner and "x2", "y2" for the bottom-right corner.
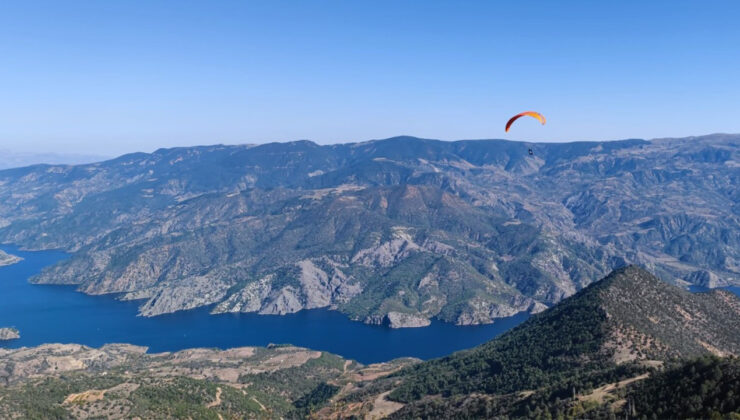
[
  {"x1": 0, "y1": 245, "x2": 529, "y2": 364},
  {"x1": 4, "y1": 244, "x2": 737, "y2": 364}
]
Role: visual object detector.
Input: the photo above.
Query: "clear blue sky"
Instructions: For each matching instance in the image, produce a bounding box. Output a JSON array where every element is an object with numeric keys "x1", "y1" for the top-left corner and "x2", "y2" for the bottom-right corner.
[{"x1": 1, "y1": 0, "x2": 739, "y2": 155}]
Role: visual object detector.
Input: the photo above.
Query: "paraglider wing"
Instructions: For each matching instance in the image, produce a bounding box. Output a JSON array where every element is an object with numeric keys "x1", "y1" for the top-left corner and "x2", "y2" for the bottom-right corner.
[{"x1": 505, "y1": 111, "x2": 546, "y2": 132}]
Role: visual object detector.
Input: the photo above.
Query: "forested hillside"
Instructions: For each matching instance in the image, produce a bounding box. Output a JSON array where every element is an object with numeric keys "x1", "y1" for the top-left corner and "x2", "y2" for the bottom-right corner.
[
  {"x1": 319, "y1": 266, "x2": 740, "y2": 419},
  {"x1": 387, "y1": 266, "x2": 740, "y2": 403}
]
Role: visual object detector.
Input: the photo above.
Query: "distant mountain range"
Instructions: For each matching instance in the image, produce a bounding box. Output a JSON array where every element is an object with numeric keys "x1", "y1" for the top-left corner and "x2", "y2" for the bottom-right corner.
[
  {"x1": 1, "y1": 266, "x2": 738, "y2": 418},
  {"x1": 0, "y1": 134, "x2": 737, "y2": 327},
  {"x1": 0, "y1": 150, "x2": 108, "y2": 170}
]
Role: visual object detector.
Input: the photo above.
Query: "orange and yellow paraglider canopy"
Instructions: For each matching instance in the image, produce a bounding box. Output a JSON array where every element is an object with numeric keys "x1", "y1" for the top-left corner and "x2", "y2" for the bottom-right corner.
[{"x1": 505, "y1": 111, "x2": 546, "y2": 132}]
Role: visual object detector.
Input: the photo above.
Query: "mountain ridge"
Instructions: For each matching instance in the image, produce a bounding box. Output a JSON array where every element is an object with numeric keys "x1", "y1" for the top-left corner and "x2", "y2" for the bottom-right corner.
[
  {"x1": 0, "y1": 134, "x2": 737, "y2": 327},
  {"x1": 385, "y1": 265, "x2": 740, "y2": 404},
  {"x1": 321, "y1": 265, "x2": 740, "y2": 419}
]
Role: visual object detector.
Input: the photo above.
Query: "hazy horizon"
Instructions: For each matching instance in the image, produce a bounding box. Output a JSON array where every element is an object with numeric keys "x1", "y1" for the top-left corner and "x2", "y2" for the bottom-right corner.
[{"x1": 2, "y1": 131, "x2": 738, "y2": 165}]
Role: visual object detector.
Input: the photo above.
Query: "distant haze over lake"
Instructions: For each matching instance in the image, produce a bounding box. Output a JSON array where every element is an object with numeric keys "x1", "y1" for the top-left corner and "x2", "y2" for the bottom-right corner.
[{"x1": 0, "y1": 150, "x2": 108, "y2": 170}]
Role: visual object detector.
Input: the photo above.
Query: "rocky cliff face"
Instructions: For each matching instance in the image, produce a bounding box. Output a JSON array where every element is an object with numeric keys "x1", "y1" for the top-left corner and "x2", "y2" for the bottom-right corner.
[
  {"x1": 0, "y1": 135, "x2": 737, "y2": 326},
  {"x1": 363, "y1": 311, "x2": 433, "y2": 328}
]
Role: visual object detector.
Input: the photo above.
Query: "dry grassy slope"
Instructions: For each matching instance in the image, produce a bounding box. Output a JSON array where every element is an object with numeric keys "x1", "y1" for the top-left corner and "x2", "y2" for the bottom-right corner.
[
  {"x1": 597, "y1": 267, "x2": 740, "y2": 361},
  {"x1": 0, "y1": 343, "x2": 415, "y2": 419}
]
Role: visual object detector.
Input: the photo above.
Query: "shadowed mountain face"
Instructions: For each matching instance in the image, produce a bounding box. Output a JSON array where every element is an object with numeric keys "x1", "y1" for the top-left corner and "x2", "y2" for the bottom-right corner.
[{"x1": 0, "y1": 135, "x2": 737, "y2": 326}]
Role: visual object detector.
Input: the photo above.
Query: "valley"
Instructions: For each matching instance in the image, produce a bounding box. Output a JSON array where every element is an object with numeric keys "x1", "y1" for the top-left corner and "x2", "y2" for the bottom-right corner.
[{"x1": 1, "y1": 266, "x2": 738, "y2": 418}]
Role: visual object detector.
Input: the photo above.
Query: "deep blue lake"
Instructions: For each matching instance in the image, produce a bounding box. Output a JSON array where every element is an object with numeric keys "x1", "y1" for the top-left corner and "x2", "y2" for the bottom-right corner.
[
  {"x1": 0, "y1": 245, "x2": 529, "y2": 364},
  {"x1": 688, "y1": 284, "x2": 740, "y2": 295}
]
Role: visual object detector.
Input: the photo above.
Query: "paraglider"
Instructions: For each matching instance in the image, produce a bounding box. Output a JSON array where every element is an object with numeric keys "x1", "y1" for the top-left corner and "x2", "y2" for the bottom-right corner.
[{"x1": 505, "y1": 111, "x2": 546, "y2": 132}]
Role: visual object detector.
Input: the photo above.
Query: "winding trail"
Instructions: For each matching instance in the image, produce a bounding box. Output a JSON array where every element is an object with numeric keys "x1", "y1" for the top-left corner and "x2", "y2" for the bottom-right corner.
[
  {"x1": 207, "y1": 387, "x2": 223, "y2": 408},
  {"x1": 367, "y1": 391, "x2": 404, "y2": 419},
  {"x1": 251, "y1": 396, "x2": 267, "y2": 412}
]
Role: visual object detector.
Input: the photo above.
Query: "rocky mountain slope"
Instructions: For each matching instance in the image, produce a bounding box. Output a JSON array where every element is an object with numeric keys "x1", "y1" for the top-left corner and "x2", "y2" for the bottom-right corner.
[
  {"x1": 329, "y1": 266, "x2": 740, "y2": 418},
  {"x1": 0, "y1": 134, "x2": 737, "y2": 326}
]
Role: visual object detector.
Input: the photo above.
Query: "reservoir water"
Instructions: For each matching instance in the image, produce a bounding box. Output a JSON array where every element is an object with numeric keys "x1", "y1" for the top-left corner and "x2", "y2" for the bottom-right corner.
[
  {"x1": 688, "y1": 284, "x2": 740, "y2": 295},
  {"x1": 0, "y1": 245, "x2": 529, "y2": 364}
]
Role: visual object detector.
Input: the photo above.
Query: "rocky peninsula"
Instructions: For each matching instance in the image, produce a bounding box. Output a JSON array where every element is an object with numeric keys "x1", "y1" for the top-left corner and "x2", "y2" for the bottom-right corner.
[
  {"x1": 0, "y1": 328, "x2": 20, "y2": 341},
  {"x1": 0, "y1": 250, "x2": 20, "y2": 267}
]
